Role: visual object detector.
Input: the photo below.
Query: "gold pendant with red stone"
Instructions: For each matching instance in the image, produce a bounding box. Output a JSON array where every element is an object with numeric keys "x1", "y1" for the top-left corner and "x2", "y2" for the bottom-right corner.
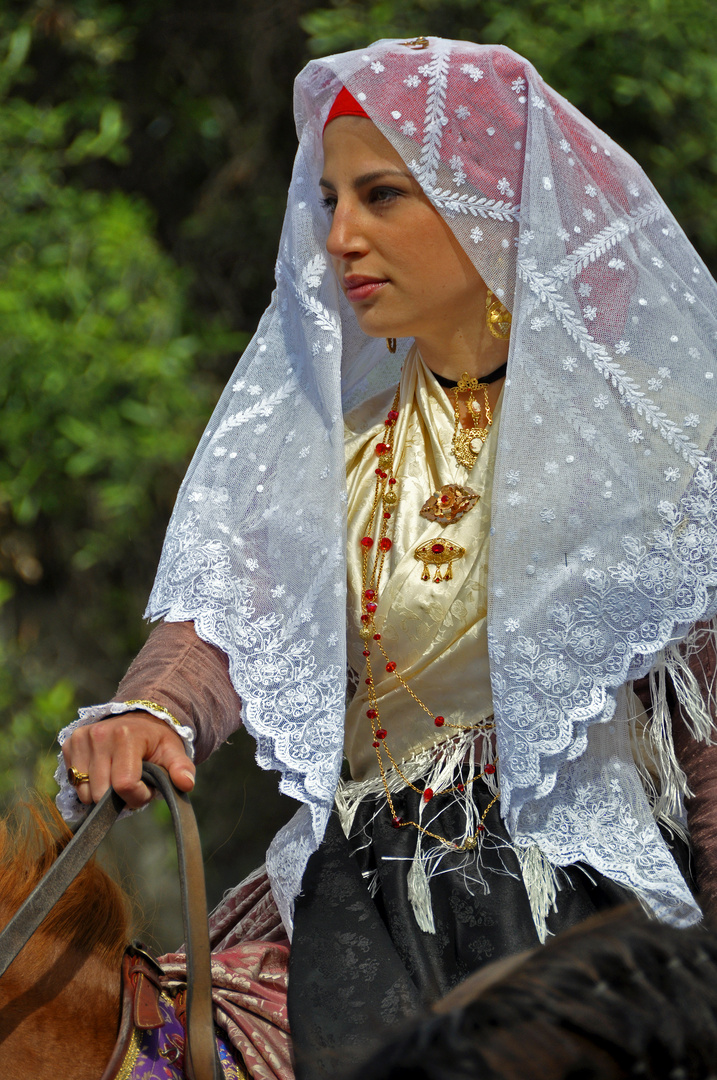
[{"x1": 414, "y1": 537, "x2": 466, "y2": 582}]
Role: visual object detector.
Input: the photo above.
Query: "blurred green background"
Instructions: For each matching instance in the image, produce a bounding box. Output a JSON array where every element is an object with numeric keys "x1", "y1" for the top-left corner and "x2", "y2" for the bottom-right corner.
[{"x1": 2, "y1": 0, "x2": 716, "y2": 949}]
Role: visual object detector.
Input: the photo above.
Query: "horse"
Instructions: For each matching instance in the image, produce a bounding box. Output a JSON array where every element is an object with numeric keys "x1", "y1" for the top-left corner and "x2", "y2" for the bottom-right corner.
[
  {"x1": 0, "y1": 796, "x2": 294, "y2": 1080},
  {"x1": 0, "y1": 799, "x2": 133, "y2": 1080},
  {"x1": 16, "y1": 797, "x2": 717, "y2": 1080},
  {"x1": 345, "y1": 906, "x2": 717, "y2": 1080}
]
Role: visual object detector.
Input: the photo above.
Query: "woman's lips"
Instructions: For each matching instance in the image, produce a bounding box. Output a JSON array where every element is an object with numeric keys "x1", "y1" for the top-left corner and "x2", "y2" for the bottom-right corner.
[{"x1": 344, "y1": 277, "x2": 387, "y2": 302}]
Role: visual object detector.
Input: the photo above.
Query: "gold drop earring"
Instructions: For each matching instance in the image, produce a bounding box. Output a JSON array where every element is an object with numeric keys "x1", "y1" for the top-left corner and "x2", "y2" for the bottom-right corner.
[
  {"x1": 485, "y1": 290, "x2": 511, "y2": 340},
  {"x1": 386, "y1": 338, "x2": 397, "y2": 353}
]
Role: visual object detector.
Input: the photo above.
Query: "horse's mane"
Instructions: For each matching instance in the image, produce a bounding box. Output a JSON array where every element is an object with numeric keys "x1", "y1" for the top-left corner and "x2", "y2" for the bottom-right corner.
[
  {"x1": 0, "y1": 794, "x2": 137, "y2": 1080},
  {"x1": 0, "y1": 794, "x2": 134, "y2": 980},
  {"x1": 0, "y1": 798, "x2": 136, "y2": 1080},
  {"x1": 349, "y1": 907, "x2": 717, "y2": 1080},
  {"x1": 0, "y1": 796, "x2": 132, "y2": 974}
]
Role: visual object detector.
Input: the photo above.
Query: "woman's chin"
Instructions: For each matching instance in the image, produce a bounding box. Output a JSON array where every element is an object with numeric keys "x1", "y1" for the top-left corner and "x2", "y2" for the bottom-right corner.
[{"x1": 356, "y1": 320, "x2": 409, "y2": 343}]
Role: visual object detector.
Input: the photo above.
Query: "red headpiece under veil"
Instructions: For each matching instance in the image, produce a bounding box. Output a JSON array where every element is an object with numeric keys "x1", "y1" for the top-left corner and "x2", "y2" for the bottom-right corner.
[{"x1": 324, "y1": 85, "x2": 370, "y2": 129}]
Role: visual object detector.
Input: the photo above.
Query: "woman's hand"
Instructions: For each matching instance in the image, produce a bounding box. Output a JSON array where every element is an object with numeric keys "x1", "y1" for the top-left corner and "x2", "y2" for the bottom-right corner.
[{"x1": 61, "y1": 712, "x2": 196, "y2": 809}]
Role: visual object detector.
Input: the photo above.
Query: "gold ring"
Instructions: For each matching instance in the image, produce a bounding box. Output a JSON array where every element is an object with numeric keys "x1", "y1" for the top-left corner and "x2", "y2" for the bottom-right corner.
[{"x1": 67, "y1": 767, "x2": 90, "y2": 787}]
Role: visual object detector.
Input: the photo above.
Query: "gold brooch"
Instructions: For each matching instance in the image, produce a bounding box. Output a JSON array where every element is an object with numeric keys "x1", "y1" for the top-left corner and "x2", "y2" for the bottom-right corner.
[
  {"x1": 401, "y1": 36, "x2": 430, "y2": 49},
  {"x1": 420, "y1": 483, "x2": 479, "y2": 525},
  {"x1": 414, "y1": 538, "x2": 465, "y2": 582}
]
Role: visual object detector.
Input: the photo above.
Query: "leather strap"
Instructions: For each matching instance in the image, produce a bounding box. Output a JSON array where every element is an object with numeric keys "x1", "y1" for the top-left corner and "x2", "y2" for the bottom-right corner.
[
  {"x1": 0, "y1": 764, "x2": 221, "y2": 1080},
  {"x1": 143, "y1": 763, "x2": 220, "y2": 1080},
  {"x1": 100, "y1": 948, "x2": 166, "y2": 1080}
]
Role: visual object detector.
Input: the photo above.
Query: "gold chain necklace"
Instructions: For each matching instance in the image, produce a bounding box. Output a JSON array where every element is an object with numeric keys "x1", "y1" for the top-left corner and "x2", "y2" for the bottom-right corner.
[{"x1": 358, "y1": 387, "x2": 499, "y2": 851}]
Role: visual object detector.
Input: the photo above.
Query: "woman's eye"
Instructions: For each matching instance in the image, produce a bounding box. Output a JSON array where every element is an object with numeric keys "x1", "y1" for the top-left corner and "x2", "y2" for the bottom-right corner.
[
  {"x1": 370, "y1": 187, "x2": 400, "y2": 206},
  {"x1": 319, "y1": 187, "x2": 401, "y2": 215}
]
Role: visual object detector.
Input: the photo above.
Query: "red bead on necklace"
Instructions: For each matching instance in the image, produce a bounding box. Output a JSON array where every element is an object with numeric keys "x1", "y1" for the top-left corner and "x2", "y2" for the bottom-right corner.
[{"x1": 357, "y1": 383, "x2": 499, "y2": 850}]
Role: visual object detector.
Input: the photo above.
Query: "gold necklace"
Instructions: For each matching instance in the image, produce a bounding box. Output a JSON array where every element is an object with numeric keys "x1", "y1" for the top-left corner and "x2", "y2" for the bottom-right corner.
[
  {"x1": 358, "y1": 388, "x2": 499, "y2": 850},
  {"x1": 450, "y1": 372, "x2": 493, "y2": 470}
]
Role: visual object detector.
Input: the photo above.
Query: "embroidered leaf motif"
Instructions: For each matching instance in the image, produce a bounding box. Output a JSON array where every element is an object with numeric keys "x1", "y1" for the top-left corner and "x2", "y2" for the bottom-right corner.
[
  {"x1": 429, "y1": 189, "x2": 520, "y2": 220},
  {"x1": 215, "y1": 377, "x2": 298, "y2": 435},
  {"x1": 300, "y1": 254, "x2": 326, "y2": 290},
  {"x1": 415, "y1": 41, "x2": 452, "y2": 188},
  {"x1": 517, "y1": 259, "x2": 707, "y2": 468},
  {"x1": 548, "y1": 202, "x2": 665, "y2": 283},
  {"x1": 296, "y1": 290, "x2": 341, "y2": 338}
]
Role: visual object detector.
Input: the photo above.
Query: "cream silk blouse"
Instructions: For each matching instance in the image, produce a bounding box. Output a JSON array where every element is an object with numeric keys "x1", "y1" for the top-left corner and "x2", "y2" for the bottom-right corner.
[{"x1": 343, "y1": 348, "x2": 501, "y2": 781}]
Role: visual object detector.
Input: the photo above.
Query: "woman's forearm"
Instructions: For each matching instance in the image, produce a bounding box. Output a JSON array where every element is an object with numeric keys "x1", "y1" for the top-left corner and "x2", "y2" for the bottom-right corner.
[{"x1": 116, "y1": 620, "x2": 243, "y2": 765}]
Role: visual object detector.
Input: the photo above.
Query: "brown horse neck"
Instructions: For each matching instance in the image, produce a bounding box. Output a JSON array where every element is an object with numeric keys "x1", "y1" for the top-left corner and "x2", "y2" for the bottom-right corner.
[
  {"x1": 0, "y1": 942, "x2": 122, "y2": 1080},
  {"x1": 0, "y1": 800, "x2": 135, "y2": 1080}
]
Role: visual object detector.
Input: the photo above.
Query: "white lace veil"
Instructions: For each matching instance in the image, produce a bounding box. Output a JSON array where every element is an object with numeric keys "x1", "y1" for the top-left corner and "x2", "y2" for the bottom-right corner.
[{"x1": 147, "y1": 38, "x2": 717, "y2": 932}]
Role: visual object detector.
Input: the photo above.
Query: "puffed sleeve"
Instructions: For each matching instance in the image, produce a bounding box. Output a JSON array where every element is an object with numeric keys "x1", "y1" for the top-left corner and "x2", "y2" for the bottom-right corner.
[{"x1": 115, "y1": 620, "x2": 243, "y2": 765}]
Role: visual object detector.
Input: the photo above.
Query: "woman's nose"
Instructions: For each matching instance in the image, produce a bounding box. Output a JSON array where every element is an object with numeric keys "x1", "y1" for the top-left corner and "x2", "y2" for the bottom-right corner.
[{"x1": 325, "y1": 204, "x2": 368, "y2": 262}]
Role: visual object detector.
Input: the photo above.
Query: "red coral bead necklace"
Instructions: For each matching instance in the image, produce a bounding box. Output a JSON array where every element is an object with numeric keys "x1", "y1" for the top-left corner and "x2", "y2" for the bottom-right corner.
[{"x1": 358, "y1": 386, "x2": 499, "y2": 851}]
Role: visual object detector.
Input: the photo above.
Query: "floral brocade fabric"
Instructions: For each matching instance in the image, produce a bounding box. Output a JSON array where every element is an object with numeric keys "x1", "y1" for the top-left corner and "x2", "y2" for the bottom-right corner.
[{"x1": 119, "y1": 992, "x2": 242, "y2": 1080}]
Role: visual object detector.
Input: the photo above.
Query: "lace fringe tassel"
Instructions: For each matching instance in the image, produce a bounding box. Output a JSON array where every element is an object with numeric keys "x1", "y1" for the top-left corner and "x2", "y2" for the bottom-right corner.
[
  {"x1": 665, "y1": 625, "x2": 717, "y2": 742},
  {"x1": 335, "y1": 622, "x2": 717, "y2": 941},
  {"x1": 516, "y1": 844, "x2": 559, "y2": 945},
  {"x1": 407, "y1": 835, "x2": 435, "y2": 933},
  {"x1": 635, "y1": 620, "x2": 717, "y2": 833},
  {"x1": 335, "y1": 727, "x2": 504, "y2": 934}
]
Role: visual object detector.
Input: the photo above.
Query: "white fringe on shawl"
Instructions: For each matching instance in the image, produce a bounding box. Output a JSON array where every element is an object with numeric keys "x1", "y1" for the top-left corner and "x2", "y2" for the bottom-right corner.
[
  {"x1": 518, "y1": 621, "x2": 717, "y2": 941},
  {"x1": 337, "y1": 618, "x2": 717, "y2": 944},
  {"x1": 335, "y1": 728, "x2": 510, "y2": 936},
  {"x1": 631, "y1": 620, "x2": 717, "y2": 836},
  {"x1": 514, "y1": 846, "x2": 561, "y2": 944}
]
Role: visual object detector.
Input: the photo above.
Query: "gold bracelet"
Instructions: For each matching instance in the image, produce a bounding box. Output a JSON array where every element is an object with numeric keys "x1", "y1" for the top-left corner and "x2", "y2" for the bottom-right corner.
[{"x1": 123, "y1": 699, "x2": 183, "y2": 731}]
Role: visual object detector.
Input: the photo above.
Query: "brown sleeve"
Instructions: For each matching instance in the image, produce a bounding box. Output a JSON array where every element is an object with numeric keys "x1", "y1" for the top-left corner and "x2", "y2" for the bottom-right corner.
[
  {"x1": 115, "y1": 620, "x2": 243, "y2": 765},
  {"x1": 671, "y1": 628, "x2": 717, "y2": 915}
]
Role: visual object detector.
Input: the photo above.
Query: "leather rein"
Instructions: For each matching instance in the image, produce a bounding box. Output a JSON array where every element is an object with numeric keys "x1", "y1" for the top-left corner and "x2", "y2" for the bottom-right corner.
[{"x1": 0, "y1": 763, "x2": 221, "y2": 1080}]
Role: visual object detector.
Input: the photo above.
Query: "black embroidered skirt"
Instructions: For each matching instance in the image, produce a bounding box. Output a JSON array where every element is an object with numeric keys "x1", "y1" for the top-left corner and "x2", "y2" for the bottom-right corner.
[{"x1": 287, "y1": 778, "x2": 654, "y2": 1080}]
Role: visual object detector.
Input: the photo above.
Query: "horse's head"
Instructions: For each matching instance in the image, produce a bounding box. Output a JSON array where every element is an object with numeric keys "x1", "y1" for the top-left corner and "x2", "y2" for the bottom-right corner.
[{"x1": 0, "y1": 799, "x2": 134, "y2": 1080}]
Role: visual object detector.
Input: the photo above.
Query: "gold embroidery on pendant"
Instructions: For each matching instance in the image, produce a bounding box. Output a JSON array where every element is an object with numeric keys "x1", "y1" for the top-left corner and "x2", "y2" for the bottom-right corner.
[
  {"x1": 452, "y1": 425, "x2": 491, "y2": 470},
  {"x1": 414, "y1": 538, "x2": 466, "y2": 582}
]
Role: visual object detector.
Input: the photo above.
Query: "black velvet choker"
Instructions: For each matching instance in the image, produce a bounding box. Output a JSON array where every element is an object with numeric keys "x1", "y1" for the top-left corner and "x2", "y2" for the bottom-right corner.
[{"x1": 430, "y1": 362, "x2": 508, "y2": 389}]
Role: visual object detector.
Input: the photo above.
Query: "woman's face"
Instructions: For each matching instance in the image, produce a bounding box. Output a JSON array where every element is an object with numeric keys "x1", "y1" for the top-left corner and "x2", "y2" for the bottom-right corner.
[{"x1": 321, "y1": 117, "x2": 485, "y2": 355}]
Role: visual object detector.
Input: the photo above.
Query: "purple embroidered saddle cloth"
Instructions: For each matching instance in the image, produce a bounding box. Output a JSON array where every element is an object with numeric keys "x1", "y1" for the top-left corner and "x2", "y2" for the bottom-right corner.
[{"x1": 126, "y1": 990, "x2": 241, "y2": 1079}]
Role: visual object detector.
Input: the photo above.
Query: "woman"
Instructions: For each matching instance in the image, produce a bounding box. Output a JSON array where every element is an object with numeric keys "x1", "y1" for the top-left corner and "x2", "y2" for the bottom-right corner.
[{"x1": 58, "y1": 37, "x2": 717, "y2": 1076}]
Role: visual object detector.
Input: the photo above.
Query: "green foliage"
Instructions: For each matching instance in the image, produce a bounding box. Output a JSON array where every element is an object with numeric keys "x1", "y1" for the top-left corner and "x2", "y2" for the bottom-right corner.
[
  {"x1": 0, "y1": 0, "x2": 312, "y2": 943},
  {"x1": 301, "y1": 0, "x2": 717, "y2": 269},
  {"x1": 0, "y1": 170, "x2": 208, "y2": 565},
  {"x1": 0, "y1": 655, "x2": 74, "y2": 797},
  {"x1": 301, "y1": 0, "x2": 488, "y2": 54},
  {"x1": 0, "y1": 8, "x2": 242, "y2": 798}
]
